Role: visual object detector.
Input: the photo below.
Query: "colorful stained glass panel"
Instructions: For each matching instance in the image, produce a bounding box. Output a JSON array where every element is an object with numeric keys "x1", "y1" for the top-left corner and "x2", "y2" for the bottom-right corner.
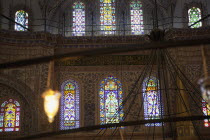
[
  {"x1": 15, "y1": 10, "x2": 28, "y2": 31},
  {"x1": 188, "y1": 7, "x2": 202, "y2": 28},
  {"x1": 202, "y1": 100, "x2": 210, "y2": 127},
  {"x1": 72, "y1": 2, "x2": 85, "y2": 36},
  {"x1": 60, "y1": 80, "x2": 79, "y2": 130},
  {"x1": 143, "y1": 77, "x2": 162, "y2": 126},
  {"x1": 100, "y1": 76, "x2": 123, "y2": 125},
  {"x1": 100, "y1": 0, "x2": 116, "y2": 35},
  {"x1": 0, "y1": 99, "x2": 20, "y2": 132},
  {"x1": 130, "y1": 0, "x2": 144, "y2": 35}
]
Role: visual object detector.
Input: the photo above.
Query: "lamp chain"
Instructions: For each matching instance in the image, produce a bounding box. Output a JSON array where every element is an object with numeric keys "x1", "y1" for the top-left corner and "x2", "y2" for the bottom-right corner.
[{"x1": 201, "y1": 45, "x2": 208, "y2": 78}]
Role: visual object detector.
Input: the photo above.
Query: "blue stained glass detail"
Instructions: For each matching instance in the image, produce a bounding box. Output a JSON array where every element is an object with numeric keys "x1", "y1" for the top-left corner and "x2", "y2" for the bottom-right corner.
[
  {"x1": 60, "y1": 80, "x2": 80, "y2": 130},
  {"x1": 143, "y1": 77, "x2": 162, "y2": 126},
  {"x1": 130, "y1": 0, "x2": 144, "y2": 35},
  {"x1": 99, "y1": 76, "x2": 123, "y2": 125},
  {"x1": 72, "y1": 2, "x2": 85, "y2": 36},
  {"x1": 15, "y1": 10, "x2": 28, "y2": 31},
  {"x1": 0, "y1": 99, "x2": 20, "y2": 132}
]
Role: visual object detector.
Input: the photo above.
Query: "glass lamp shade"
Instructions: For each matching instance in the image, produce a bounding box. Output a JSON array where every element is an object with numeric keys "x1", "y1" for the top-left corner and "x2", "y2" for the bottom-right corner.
[
  {"x1": 42, "y1": 88, "x2": 61, "y2": 123},
  {"x1": 200, "y1": 78, "x2": 210, "y2": 105}
]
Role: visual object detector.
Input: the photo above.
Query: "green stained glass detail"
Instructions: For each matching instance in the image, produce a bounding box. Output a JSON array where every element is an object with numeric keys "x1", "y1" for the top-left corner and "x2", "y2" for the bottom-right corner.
[{"x1": 188, "y1": 7, "x2": 202, "y2": 28}]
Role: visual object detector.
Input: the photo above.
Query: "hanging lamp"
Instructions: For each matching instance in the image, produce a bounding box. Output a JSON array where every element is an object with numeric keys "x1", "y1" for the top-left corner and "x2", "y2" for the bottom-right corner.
[
  {"x1": 199, "y1": 46, "x2": 210, "y2": 104},
  {"x1": 42, "y1": 61, "x2": 61, "y2": 123}
]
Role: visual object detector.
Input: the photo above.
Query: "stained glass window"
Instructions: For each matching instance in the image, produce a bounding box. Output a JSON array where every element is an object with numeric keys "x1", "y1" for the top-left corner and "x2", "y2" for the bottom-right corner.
[
  {"x1": 202, "y1": 100, "x2": 210, "y2": 127},
  {"x1": 60, "y1": 80, "x2": 79, "y2": 130},
  {"x1": 99, "y1": 76, "x2": 123, "y2": 124},
  {"x1": 100, "y1": 0, "x2": 116, "y2": 35},
  {"x1": 143, "y1": 77, "x2": 162, "y2": 126},
  {"x1": 15, "y1": 10, "x2": 28, "y2": 31},
  {"x1": 130, "y1": 0, "x2": 144, "y2": 35},
  {"x1": 0, "y1": 99, "x2": 20, "y2": 132},
  {"x1": 188, "y1": 7, "x2": 202, "y2": 28},
  {"x1": 72, "y1": 2, "x2": 85, "y2": 36}
]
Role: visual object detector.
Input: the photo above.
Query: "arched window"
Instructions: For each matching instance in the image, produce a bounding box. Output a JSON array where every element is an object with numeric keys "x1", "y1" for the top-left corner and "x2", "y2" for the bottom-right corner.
[
  {"x1": 188, "y1": 7, "x2": 202, "y2": 28},
  {"x1": 0, "y1": 99, "x2": 20, "y2": 132},
  {"x1": 202, "y1": 100, "x2": 210, "y2": 127},
  {"x1": 72, "y1": 2, "x2": 85, "y2": 36},
  {"x1": 100, "y1": 0, "x2": 116, "y2": 35},
  {"x1": 130, "y1": 0, "x2": 144, "y2": 35},
  {"x1": 15, "y1": 10, "x2": 28, "y2": 31},
  {"x1": 99, "y1": 76, "x2": 123, "y2": 124},
  {"x1": 143, "y1": 77, "x2": 162, "y2": 126},
  {"x1": 60, "y1": 80, "x2": 80, "y2": 130}
]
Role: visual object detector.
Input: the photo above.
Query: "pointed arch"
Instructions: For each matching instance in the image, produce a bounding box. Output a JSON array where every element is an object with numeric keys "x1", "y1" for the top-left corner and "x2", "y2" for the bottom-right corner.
[
  {"x1": 143, "y1": 77, "x2": 162, "y2": 126},
  {"x1": 0, "y1": 99, "x2": 20, "y2": 132},
  {"x1": 15, "y1": 10, "x2": 28, "y2": 31},
  {"x1": 60, "y1": 80, "x2": 80, "y2": 130},
  {"x1": 188, "y1": 7, "x2": 202, "y2": 28},
  {"x1": 100, "y1": 0, "x2": 116, "y2": 35},
  {"x1": 99, "y1": 76, "x2": 123, "y2": 124},
  {"x1": 130, "y1": 0, "x2": 144, "y2": 35},
  {"x1": 72, "y1": 1, "x2": 85, "y2": 36}
]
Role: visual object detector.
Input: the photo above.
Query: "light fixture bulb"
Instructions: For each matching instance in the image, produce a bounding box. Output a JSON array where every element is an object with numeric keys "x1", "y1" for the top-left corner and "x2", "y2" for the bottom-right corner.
[
  {"x1": 199, "y1": 78, "x2": 210, "y2": 105},
  {"x1": 42, "y1": 88, "x2": 61, "y2": 123}
]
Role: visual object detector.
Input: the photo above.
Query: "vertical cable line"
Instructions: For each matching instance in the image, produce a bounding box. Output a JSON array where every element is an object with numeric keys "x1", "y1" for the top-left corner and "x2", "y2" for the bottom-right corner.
[
  {"x1": 163, "y1": 50, "x2": 203, "y2": 140},
  {"x1": 160, "y1": 49, "x2": 175, "y2": 139},
  {"x1": 157, "y1": 49, "x2": 165, "y2": 140},
  {"x1": 129, "y1": 51, "x2": 157, "y2": 140},
  {"x1": 152, "y1": 50, "x2": 158, "y2": 140},
  {"x1": 108, "y1": 50, "x2": 157, "y2": 140},
  {"x1": 165, "y1": 50, "x2": 204, "y2": 113},
  {"x1": 165, "y1": 49, "x2": 210, "y2": 129},
  {"x1": 94, "y1": 50, "x2": 156, "y2": 140},
  {"x1": 145, "y1": 50, "x2": 158, "y2": 140},
  {"x1": 166, "y1": 52, "x2": 206, "y2": 110},
  {"x1": 164, "y1": 50, "x2": 206, "y2": 139}
]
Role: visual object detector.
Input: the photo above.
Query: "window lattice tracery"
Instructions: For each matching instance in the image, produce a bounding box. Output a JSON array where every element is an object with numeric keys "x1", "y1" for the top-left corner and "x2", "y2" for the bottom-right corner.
[
  {"x1": 100, "y1": 0, "x2": 116, "y2": 35},
  {"x1": 0, "y1": 99, "x2": 20, "y2": 132},
  {"x1": 60, "y1": 80, "x2": 80, "y2": 130},
  {"x1": 99, "y1": 76, "x2": 123, "y2": 124},
  {"x1": 15, "y1": 10, "x2": 28, "y2": 31},
  {"x1": 130, "y1": 0, "x2": 144, "y2": 35},
  {"x1": 143, "y1": 77, "x2": 162, "y2": 126},
  {"x1": 72, "y1": 2, "x2": 85, "y2": 36}
]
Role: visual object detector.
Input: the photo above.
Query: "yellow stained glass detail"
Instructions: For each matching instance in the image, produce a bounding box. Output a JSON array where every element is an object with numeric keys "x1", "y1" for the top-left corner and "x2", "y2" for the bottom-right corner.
[{"x1": 4, "y1": 103, "x2": 16, "y2": 128}]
